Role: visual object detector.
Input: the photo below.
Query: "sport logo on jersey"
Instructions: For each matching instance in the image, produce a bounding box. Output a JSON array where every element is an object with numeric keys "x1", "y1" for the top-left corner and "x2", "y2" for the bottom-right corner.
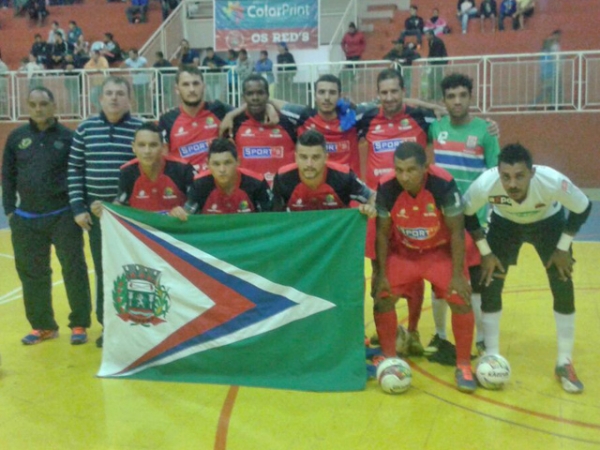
[
  {"x1": 243, "y1": 147, "x2": 284, "y2": 159},
  {"x1": 399, "y1": 119, "x2": 412, "y2": 130},
  {"x1": 180, "y1": 140, "x2": 210, "y2": 158},
  {"x1": 373, "y1": 139, "x2": 402, "y2": 154},
  {"x1": 400, "y1": 226, "x2": 438, "y2": 240},
  {"x1": 488, "y1": 195, "x2": 512, "y2": 205},
  {"x1": 326, "y1": 141, "x2": 350, "y2": 154},
  {"x1": 466, "y1": 135, "x2": 478, "y2": 150}
]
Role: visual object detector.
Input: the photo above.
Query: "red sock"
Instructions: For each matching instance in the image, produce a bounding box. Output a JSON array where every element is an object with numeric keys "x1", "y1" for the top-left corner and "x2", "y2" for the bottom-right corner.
[
  {"x1": 405, "y1": 282, "x2": 424, "y2": 332},
  {"x1": 451, "y1": 311, "x2": 474, "y2": 366},
  {"x1": 374, "y1": 310, "x2": 398, "y2": 357}
]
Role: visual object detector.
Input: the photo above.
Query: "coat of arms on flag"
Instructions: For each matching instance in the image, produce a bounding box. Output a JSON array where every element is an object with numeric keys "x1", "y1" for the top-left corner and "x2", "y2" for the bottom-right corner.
[{"x1": 98, "y1": 204, "x2": 367, "y2": 392}]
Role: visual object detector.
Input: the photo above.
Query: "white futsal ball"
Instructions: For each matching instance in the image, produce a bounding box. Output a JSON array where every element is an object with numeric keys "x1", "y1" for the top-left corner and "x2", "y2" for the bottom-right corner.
[
  {"x1": 476, "y1": 354, "x2": 511, "y2": 390},
  {"x1": 376, "y1": 358, "x2": 412, "y2": 394}
]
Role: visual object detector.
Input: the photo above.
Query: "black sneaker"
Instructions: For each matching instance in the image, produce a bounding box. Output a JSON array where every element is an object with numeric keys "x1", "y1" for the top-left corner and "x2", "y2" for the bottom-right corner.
[
  {"x1": 424, "y1": 333, "x2": 443, "y2": 355},
  {"x1": 96, "y1": 334, "x2": 103, "y2": 348}
]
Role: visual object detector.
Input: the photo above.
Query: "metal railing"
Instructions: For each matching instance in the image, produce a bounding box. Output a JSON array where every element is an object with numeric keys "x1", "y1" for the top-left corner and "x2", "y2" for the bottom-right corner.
[{"x1": 1, "y1": 50, "x2": 599, "y2": 122}]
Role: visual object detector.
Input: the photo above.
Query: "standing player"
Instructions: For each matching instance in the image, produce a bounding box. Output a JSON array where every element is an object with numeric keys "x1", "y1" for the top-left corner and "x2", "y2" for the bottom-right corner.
[
  {"x1": 91, "y1": 122, "x2": 194, "y2": 216},
  {"x1": 159, "y1": 65, "x2": 233, "y2": 173},
  {"x1": 68, "y1": 76, "x2": 143, "y2": 347},
  {"x1": 171, "y1": 138, "x2": 272, "y2": 218},
  {"x1": 3, "y1": 87, "x2": 91, "y2": 345},
  {"x1": 272, "y1": 130, "x2": 376, "y2": 216},
  {"x1": 374, "y1": 142, "x2": 476, "y2": 392},
  {"x1": 427, "y1": 73, "x2": 500, "y2": 357},
  {"x1": 463, "y1": 144, "x2": 591, "y2": 393}
]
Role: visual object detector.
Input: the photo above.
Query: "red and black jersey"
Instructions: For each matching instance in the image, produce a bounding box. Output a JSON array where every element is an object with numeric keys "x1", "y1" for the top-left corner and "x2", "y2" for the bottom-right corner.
[
  {"x1": 117, "y1": 156, "x2": 194, "y2": 212},
  {"x1": 281, "y1": 104, "x2": 360, "y2": 174},
  {"x1": 272, "y1": 162, "x2": 372, "y2": 211},
  {"x1": 185, "y1": 168, "x2": 272, "y2": 214},
  {"x1": 376, "y1": 165, "x2": 463, "y2": 251},
  {"x1": 232, "y1": 112, "x2": 297, "y2": 186},
  {"x1": 159, "y1": 101, "x2": 232, "y2": 172},
  {"x1": 357, "y1": 105, "x2": 435, "y2": 189}
]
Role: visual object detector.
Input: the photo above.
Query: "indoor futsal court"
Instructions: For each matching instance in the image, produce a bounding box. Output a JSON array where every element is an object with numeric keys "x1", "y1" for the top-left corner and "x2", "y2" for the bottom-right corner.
[{"x1": 0, "y1": 201, "x2": 599, "y2": 450}]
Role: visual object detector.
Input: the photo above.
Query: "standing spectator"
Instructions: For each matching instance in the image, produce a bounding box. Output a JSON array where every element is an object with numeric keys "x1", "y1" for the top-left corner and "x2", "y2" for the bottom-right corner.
[
  {"x1": 424, "y1": 8, "x2": 449, "y2": 36},
  {"x1": 28, "y1": 0, "x2": 48, "y2": 27},
  {"x1": 48, "y1": 22, "x2": 65, "y2": 45},
  {"x1": 153, "y1": 51, "x2": 174, "y2": 109},
  {"x1": 457, "y1": 0, "x2": 478, "y2": 34},
  {"x1": 2, "y1": 87, "x2": 92, "y2": 346},
  {"x1": 101, "y1": 33, "x2": 123, "y2": 65},
  {"x1": 236, "y1": 48, "x2": 253, "y2": 83},
  {"x1": 30, "y1": 34, "x2": 48, "y2": 67},
  {"x1": 514, "y1": 0, "x2": 534, "y2": 30},
  {"x1": 535, "y1": 30, "x2": 562, "y2": 107},
  {"x1": 399, "y1": 5, "x2": 425, "y2": 46},
  {"x1": 66, "y1": 21, "x2": 83, "y2": 50},
  {"x1": 63, "y1": 57, "x2": 81, "y2": 115},
  {"x1": 480, "y1": 0, "x2": 497, "y2": 32},
  {"x1": 161, "y1": 0, "x2": 179, "y2": 21},
  {"x1": 123, "y1": 49, "x2": 150, "y2": 116},
  {"x1": 172, "y1": 39, "x2": 199, "y2": 65},
  {"x1": 275, "y1": 42, "x2": 296, "y2": 99},
  {"x1": 254, "y1": 50, "x2": 274, "y2": 86},
  {"x1": 19, "y1": 54, "x2": 44, "y2": 88},
  {"x1": 126, "y1": 0, "x2": 149, "y2": 24},
  {"x1": 426, "y1": 31, "x2": 448, "y2": 101},
  {"x1": 341, "y1": 22, "x2": 366, "y2": 63},
  {"x1": 498, "y1": 0, "x2": 517, "y2": 31},
  {"x1": 68, "y1": 76, "x2": 143, "y2": 347},
  {"x1": 73, "y1": 35, "x2": 90, "y2": 68},
  {"x1": 202, "y1": 47, "x2": 227, "y2": 101},
  {"x1": 384, "y1": 40, "x2": 420, "y2": 96},
  {"x1": 84, "y1": 50, "x2": 109, "y2": 112},
  {"x1": 49, "y1": 33, "x2": 68, "y2": 69}
]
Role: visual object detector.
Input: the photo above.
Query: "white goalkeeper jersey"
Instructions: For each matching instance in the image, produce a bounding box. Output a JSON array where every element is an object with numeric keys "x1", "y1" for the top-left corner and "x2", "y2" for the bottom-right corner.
[{"x1": 463, "y1": 165, "x2": 590, "y2": 224}]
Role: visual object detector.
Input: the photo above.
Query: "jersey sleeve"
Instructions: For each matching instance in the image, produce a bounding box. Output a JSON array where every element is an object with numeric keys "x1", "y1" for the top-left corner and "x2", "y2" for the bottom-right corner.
[
  {"x1": 116, "y1": 166, "x2": 137, "y2": 206},
  {"x1": 185, "y1": 177, "x2": 210, "y2": 214},
  {"x1": 482, "y1": 132, "x2": 500, "y2": 168},
  {"x1": 209, "y1": 100, "x2": 234, "y2": 120},
  {"x1": 348, "y1": 171, "x2": 373, "y2": 204},
  {"x1": 280, "y1": 103, "x2": 311, "y2": 127},
  {"x1": 355, "y1": 103, "x2": 379, "y2": 138},
  {"x1": 1, "y1": 131, "x2": 18, "y2": 215},
  {"x1": 438, "y1": 178, "x2": 464, "y2": 217},
  {"x1": 553, "y1": 174, "x2": 591, "y2": 232},
  {"x1": 375, "y1": 182, "x2": 395, "y2": 218},
  {"x1": 463, "y1": 170, "x2": 493, "y2": 216},
  {"x1": 271, "y1": 173, "x2": 288, "y2": 211},
  {"x1": 254, "y1": 179, "x2": 273, "y2": 212}
]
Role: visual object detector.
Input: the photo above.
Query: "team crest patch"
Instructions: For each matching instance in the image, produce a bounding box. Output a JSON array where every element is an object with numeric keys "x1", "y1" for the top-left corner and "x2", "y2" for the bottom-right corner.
[
  {"x1": 112, "y1": 264, "x2": 171, "y2": 326},
  {"x1": 466, "y1": 135, "x2": 478, "y2": 149},
  {"x1": 18, "y1": 138, "x2": 32, "y2": 150},
  {"x1": 238, "y1": 200, "x2": 251, "y2": 212}
]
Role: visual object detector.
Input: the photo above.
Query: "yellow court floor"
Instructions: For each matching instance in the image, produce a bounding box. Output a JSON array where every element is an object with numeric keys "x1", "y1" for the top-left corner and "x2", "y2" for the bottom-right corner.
[{"x1": 0, "y1": 229, "x2": 599, "y2": 450}]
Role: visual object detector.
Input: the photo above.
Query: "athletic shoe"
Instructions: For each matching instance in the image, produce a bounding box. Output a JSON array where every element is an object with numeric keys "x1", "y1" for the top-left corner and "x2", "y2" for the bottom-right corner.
[
  {"x1": 455, "y1": 364, "x2": 477, "y2": 393},
  {"x1": 96, "y1": 334, "x2": 103, "y2": 348},
  {"x1": 406, "y1": 330, "x2": 424, "y2": 356},
  {"x1": 366, "y1": 355, "x2": 386, "y2": 380},
  {"x1": 21, "y1": 329, "x2": 59, "y2": 345},
  {"x1": 475, "y1": 340, "x2": 486, "y2": 356},
  {"x1": 427, "y1": 339, "x2": 457, "y2": 366},
  {"x1": 424, "y1": 333, "x2": 444, "y2": 355},
  {"x1": 70, "y1": 327, "x2": 88, "y2": 345},
  {"x1": 555, "y1": 362, "x2": 584, "y2": 393}
]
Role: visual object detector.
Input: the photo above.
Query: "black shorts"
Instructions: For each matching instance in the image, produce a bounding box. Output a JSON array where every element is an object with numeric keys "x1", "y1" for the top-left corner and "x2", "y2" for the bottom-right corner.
[{"x1": 487, "y1": 209, "x2": 566, "y2": 267}]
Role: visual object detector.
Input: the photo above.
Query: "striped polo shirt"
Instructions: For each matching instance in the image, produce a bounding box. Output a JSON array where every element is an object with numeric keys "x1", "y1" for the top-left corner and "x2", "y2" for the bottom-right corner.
[{"x1": 68, "y1": 111, "x2": 144, "y2": 215}]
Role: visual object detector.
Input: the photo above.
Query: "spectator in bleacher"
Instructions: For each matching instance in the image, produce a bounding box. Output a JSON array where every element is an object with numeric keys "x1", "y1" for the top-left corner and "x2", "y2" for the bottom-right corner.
[
  {"x1": 254, "y1": 50, "x2": 274, "y2": 86},
  {"x1": 275, "y1": 42, "x2": 296, "y2": 99},
  {"x1": 154, "y1": 51, "x2": 172, "y2": 69},
  {"x1": 31, "y1": 34, "x2": 48, "y2": 67},
  {"x1": 66, "y1": 21, "x2": 83, "y2": 49},
  {"x1": 173, "y1": 39, "x2": 199, "y2": 65},
  {"x1": 384, "y1": 39, "x2": 420, "y2": 95},
  {"x1": 535, "y1": 29, "x2": 562, "y2": 106},
  {"x1": 19, "y1": 55, "x2": 44, "y2": 88},
  {"x1": 28, "y1": 0, "x2": 49, "y2": 27},
  {"x1": 399, "y1": 5, "x2": 424, "y2": 46},
  {"x1": 126, "y1": 0, "x2": 149, "y2": 23},
  {"x1": 101, "y1": 33, "x2": 123, "y2": 65},
  {"x1": 341, "y1": 22, "x2": 366, "y2": 63},
  {"x1": 73, "y1": 34, "x2": 90, "y2": 68},
  {"x1": 457, "y1": 0, "x2": 478, "y2": 34},
  {"x1": 426, "y1": 30, "x2": 448, "y2": 101},
  {"x1": 63, "y1": 57, "x2": 81, "y2": 116},
  {"x1": 153, "y1": 51, "x2": 174, "y2": 109},
  {"x1": 84, "y1": 50, "x2": 109, "y2": 111},
  {"x1": 424, "y1": 8, "x2": 449, "y2": 36},
  {"x1": 123, "y1": 49, "x2": 150, "y2": 115},
  {"x1": 480, "y1": 0, "x2": 497, "y2": 32},
  {"x1": 236, "y1": 48, "x2": 254, "y2": 82},
  {"x1": 84, "y1": 50, "x2": 109, "y2": 71},
  {"x1": 498, "y1": 0, "x2": 517, "y2": 31},
  {"x1": 50, "y1": 33, "x2": 68, "y2": 69},
  {"x1": 48, "y1": 22, "x2": 66, "y2": 45},
  {"x1": 203, "y1": 47, "x2": 227, "y2": 72},
  {"x1": 514, "y1": 0, "x2": 534, "y2": 30},
  {"x1": 161, "y1": 0, "x2": 179, "y2": 21}
]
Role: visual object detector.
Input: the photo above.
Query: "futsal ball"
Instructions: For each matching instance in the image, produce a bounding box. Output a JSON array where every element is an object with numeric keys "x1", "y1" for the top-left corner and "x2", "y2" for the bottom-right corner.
[
  {"x1": 476, "y1": 354, "x2": 511, "y2": 390},
  {"x1": 376, "y1": 358, "x2": 412, "y2": 394}
]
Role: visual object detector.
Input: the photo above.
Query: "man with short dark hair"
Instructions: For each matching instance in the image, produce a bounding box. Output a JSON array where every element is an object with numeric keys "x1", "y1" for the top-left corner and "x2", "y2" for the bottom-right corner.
[
  {"x1": 399, "y1": 5, "x2": 425, "y2": 46},
  {"x1": 463, "y1": 144, "x2": 591, "y2": 393},
  {"x1": 3, "y1": 87, "x2": 92, "y2": 346}
]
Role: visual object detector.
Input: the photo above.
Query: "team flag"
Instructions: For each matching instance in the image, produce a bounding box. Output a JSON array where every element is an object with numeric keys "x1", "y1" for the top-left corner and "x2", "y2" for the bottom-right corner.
[{"x1": 97, "y1": 204, "x2": 367, "y2": 392}]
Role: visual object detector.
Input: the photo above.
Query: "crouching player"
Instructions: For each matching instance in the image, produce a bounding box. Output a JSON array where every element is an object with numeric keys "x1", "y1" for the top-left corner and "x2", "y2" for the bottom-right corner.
[{"x1": 373, "y1": 142, "x2": 477, "y2": 393}]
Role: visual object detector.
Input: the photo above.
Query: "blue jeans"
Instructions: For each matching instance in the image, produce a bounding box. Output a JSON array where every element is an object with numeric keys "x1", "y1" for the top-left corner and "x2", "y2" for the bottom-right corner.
[{"x1": 460, "y1": 7, "x2": 478, "y2": 32}]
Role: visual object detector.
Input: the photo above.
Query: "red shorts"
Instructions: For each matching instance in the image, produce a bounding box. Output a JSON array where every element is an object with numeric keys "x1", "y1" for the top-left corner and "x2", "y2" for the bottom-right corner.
[{"x1": 386, "y1": 244, "x2": 469, "y2": 305}]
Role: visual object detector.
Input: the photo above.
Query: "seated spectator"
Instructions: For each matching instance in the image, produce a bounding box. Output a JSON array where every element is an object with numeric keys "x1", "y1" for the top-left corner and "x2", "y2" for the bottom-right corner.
[
  {"x1": 153, "y1": 51, "x2": 172, "y2": 69},
  {"x1": 514, "y1": 0, "x2": 534, "y2": 30},
  {"x1": 254, "y1": 50, "x2": 274, "y2": 84},
  {"x1": 457, "y1": 0, "x2": 478, "y2": 34},
  {"x1": 172, "y1": 39, "x2": 199, "y2": 65},
  {"x1": 423, "y1": 8, "x2": 449, "y2": 36},
  {"x1": 480, "y1": 0, "x2": 497, "y2": 32},
  {"x1": 399, "y1": 5, "x2": 424, "y2": 46},
  {"x1": 66, "y1": 20, "x2": 83, "y2": 50},
  {"x1": 28, "y1": 0, "x2": 49, "y2": 27},
  {"x1": 48, "y1": 22, "x2": 65, "y2": 45},
  {"x1": 19, "y1": 54, "x2": 44, "y2": 85},
  {"x1": 30, "y1": 34, "x2": 48, "y2": 67},
  {"x1": 84, "y1": 50, "x2": 109, "y2": 70},
  {"x1": 101, "y1": 33, "x2": 123, "y2": 64},
  {"x1": 73, "y1": 35, "x2": 90, "y2": 68},
  {"x1": 236, "y1": 48, "x2": 253, "y2": 82},
  {"x1": 161, "y1": 0, "x2": 179, "y2": 21},
  {"x1": 498, "y1": 0, "x2": 517, "y2": 31},
  {"x1": 49, "y1": 33, "x2": 68, "y2": 69},
  {"x1": 203, "y1": 47, "x2": 227, "y2": 72},
  {"x1": 384, "y1": 39, "x2": 420, "y2": 95},
  {"x1": 126, "y1": 0, "x2": 149, "y2": 24}
]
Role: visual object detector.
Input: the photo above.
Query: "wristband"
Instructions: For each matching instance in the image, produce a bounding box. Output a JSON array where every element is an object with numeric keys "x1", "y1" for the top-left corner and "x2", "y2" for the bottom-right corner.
[
  {"x1": 475, "y1": 239, "x2": 492, "y2": 256},
  {"x1": 556, "y1": 233, "x2": 573, "y2": 252}
]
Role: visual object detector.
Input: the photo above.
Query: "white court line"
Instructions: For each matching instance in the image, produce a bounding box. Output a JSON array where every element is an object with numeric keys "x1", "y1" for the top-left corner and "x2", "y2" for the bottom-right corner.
[{"x1": 0, "y1": 253, "x2": 15, "y2": 259}]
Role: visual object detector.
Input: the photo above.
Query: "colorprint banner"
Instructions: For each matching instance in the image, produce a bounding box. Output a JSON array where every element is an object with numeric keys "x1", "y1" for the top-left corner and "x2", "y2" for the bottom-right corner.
[
  {"x1": 98, "y1": 204, "x2": 366, "y2": 392},
  {"x1": 214, "y1": 0, "x2": 319, "y2": 51}
]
